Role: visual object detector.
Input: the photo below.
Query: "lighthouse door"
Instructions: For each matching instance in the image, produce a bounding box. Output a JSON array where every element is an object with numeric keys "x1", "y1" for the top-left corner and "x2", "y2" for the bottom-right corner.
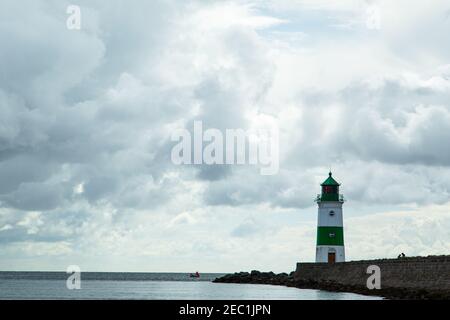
[{"x1": 328, "y1": 252, "x2": 336, "y2": 264}]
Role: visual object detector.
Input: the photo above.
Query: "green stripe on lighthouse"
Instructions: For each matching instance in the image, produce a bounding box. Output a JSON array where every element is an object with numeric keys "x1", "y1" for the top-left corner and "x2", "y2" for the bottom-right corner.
[{"x1": 316, "y1": 226, "x2": 344, "y2": 246}]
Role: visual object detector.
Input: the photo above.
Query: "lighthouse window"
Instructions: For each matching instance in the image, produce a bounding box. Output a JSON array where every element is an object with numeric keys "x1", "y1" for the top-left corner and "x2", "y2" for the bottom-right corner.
[
  {"x1": 329, "y1": 210, "x2": 335, "y2": 216},
  {"x1": 323, "y1": 186, "x2": 338, "y2": 194},
  {"x1": 329, "y1": 233, "x2": 336, "y2": 238}
]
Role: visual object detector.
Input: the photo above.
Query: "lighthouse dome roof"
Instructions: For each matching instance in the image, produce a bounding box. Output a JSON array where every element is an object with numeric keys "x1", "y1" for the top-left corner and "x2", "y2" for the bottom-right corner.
[{"x1": 321, "y1": 172, "x2": 340, "y2": 186}]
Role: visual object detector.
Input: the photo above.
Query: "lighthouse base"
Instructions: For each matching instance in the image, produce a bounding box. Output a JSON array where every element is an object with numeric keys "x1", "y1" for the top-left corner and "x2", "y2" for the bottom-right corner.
[{"x1": 316, "y1": 246, "x2": 345, "y2": 263}]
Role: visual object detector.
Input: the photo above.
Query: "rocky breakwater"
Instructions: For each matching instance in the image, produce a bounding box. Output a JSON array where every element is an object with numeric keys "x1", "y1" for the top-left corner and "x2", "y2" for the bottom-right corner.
[
  {"x1": 213, "y1": 271, "x2": 296, "y2": 286},
  {"x1": 213, "y1": 255, "x2": 450, "y2": 300}
]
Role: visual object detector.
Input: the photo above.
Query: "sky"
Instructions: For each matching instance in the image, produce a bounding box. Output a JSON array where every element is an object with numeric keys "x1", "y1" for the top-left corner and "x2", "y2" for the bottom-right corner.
[{"x1": 0, "y1": 0, "x2": 449, "y2": 273}]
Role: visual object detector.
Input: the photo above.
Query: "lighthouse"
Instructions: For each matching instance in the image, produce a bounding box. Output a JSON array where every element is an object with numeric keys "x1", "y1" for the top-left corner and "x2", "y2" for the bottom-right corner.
[{"x1": 315, "y1": 172, "x2": 345, "y2": 263}]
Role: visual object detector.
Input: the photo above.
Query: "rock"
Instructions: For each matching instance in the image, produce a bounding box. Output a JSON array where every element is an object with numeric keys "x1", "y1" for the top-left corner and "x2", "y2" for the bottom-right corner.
[
  {"x1": 213, "y1": 270, "x2": 296, "y2": 286},
  {"x1": 213, "y1": 269, "x2": 450, "y2": 299}
]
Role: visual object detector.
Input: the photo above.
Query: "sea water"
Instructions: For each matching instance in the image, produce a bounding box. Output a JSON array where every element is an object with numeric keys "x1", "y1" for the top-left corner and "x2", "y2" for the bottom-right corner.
[{"x1": 0, "y1": 272, "x2": 381, "y2": 300}]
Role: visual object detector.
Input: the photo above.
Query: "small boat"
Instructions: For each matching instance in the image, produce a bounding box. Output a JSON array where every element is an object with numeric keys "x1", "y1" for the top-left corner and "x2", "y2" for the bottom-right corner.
[{"x1": 189, "y1": 271, "x2": 200, "y2": 278}]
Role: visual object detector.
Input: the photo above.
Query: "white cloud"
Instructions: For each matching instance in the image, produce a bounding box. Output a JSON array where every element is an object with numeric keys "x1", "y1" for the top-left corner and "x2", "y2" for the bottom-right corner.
[{"x1": 0, "y1": 0, "x2": 449, "y2": 272}]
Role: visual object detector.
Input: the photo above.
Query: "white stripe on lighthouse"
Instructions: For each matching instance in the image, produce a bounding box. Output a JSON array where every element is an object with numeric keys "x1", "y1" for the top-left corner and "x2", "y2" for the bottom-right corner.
[
  {"x1": 317, "y1": 202, "x2": 343, "y2": 227},
  {"x1": 316, "y1": 246, "x2": 345, "y2": 263}
]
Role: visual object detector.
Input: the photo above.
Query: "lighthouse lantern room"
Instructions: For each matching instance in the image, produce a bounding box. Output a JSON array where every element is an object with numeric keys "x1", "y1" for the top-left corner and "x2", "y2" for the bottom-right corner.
[{"x1": 315, "y1": 172, "x2": 345, "y2": 263}]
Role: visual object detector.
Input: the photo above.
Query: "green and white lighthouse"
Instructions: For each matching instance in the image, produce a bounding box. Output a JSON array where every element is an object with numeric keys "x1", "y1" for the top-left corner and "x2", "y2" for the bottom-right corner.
[{"x1": 315, "y1": 172, "x2": 345, "y2": 263}]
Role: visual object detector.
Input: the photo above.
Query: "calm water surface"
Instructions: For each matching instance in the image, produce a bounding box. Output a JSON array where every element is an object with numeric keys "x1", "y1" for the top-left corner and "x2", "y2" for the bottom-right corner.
[{"x1": 0, "y1": 272, "x2": 381, "y2": 300}]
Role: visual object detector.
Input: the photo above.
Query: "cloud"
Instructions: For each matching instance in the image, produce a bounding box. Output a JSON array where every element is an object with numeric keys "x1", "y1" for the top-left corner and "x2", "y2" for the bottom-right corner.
[
  {"x1": 345, "y1": 204, "x2": 450, "y2": 260},
  {"x1": 0, "y1": 0, "x2": 449, "y2": 272}
]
